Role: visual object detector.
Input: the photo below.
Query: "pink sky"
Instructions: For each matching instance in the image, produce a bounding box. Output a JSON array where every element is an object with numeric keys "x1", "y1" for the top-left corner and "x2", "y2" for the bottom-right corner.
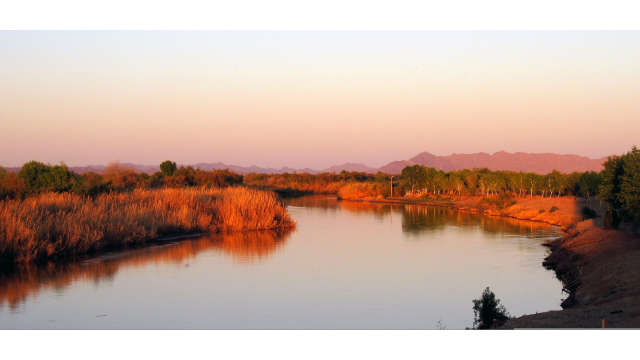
[{"x1": 1, "y1": 31, "x2": 639, "y2": 168}]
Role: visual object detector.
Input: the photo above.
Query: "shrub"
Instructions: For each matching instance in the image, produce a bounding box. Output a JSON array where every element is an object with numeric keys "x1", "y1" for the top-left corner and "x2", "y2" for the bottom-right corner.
[
  {"x1": 0, "y1": 171, "x2": 25, "y2": 200},
  {"x1": 337, "y1": 182, "x2": 384, "y2": 200},
  {"x1": 472, "y1": 287, "x2": 510, "y2": 329},
  {"x1": 478, "y1": 193, "x2": 516, "y2": 210},
  {"x1": 0, "y1": 187, "x2": 295, "y2": 264},
  {"x1": 160, "y1": 160, "x2": 177, "y2": 177}
]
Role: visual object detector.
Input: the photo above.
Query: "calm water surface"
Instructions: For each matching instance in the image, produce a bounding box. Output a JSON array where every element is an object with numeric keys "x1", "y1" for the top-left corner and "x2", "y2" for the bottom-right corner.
[{"x1": 0, "y1": 196, "x2": 563, "y2": 329}]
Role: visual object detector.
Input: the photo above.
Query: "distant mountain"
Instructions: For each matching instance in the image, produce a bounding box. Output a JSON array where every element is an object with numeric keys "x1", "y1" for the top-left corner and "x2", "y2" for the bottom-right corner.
[
  {"x1": 2, "y1": 151, "x2": 608, "y2": 176},
  {"x1": 378, "y1": 151, "x2": 607, "y2": 174},
  {"x1": 323, "y1": 163, "x2": 377, "y2": 173},
  {"x1": 192, "y1": 162, "x2": 319, "y2": 174}
]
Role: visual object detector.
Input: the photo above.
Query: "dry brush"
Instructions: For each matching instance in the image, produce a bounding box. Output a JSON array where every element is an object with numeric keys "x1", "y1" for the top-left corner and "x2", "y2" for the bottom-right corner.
[{"x1": 0, "y1": 187, "x2": 295, "y2": 264}]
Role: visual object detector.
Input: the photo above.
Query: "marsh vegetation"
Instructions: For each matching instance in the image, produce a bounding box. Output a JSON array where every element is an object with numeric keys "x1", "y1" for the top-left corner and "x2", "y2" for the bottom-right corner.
[{"x1": 0, "y1": 187, "x2": 294, "y2": 265}]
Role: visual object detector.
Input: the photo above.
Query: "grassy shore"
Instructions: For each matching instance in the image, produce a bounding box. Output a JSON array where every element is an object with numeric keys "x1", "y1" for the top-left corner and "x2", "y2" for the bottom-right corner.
[{"x1": 0, "y1": 187, "x2": 295, "y2": 265}]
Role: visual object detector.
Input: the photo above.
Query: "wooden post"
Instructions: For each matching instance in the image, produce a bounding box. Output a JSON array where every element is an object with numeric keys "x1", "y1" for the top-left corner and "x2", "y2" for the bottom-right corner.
[
  {"x1": 390, "y1": 176, "x2": 394, "y2": 198},
  {"x1": 602, "y1": 319, "x2": 605, "y2": 328}
]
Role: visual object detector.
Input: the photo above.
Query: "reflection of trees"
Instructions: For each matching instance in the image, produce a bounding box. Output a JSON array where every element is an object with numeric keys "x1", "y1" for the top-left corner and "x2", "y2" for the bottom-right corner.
[
  {"x1": 338, "y1": 201, "x2": 394, "y2": 220},
  {"x1": 288, "y1": 196, "x2": 558, "y2": 239},
  {"x1": 287, "y1": 196, "x2": 396, "y2": 220},
  {"x1": 401, "y1": 206, "x2": 450, "y2": 234},
  {"x1": 0, "y1": 229, "x2": 292, "y2": 309},
  {"x1": 400, "y1": 205, "x2": 559, "y2": 238},
  {"x1": 286, "y1": 196, "x2": 340, "y2": 214}
]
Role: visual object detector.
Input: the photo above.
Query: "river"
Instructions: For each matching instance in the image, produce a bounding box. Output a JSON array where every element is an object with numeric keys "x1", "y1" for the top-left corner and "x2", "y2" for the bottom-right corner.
[{"x1": 0, "y1": 196, "x2": 563, "y2": 329}]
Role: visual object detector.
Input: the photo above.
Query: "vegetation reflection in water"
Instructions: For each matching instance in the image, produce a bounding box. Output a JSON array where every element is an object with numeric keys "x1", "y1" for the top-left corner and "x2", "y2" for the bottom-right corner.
[
  {"x1": 0, "y1": 229, "x2": 292, "y2": 310},
  {"x1": 287, "y1": 195, "x2": 561, "y2": 239},
  {"x1": 1, "y1": 196, "x2": 562, "y2": 329}
]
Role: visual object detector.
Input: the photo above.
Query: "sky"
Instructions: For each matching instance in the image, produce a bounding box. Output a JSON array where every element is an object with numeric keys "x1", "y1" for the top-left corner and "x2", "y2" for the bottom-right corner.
[{"x1": 1, "y1": 31, "x2": 640, "y2": 169}]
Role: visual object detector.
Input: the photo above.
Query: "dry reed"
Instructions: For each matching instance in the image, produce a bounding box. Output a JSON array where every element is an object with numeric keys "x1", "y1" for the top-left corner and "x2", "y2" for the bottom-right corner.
[
  {"x1": 0, "y1": 187, "x2": 295, "y2": 264},
  {"x1": 336, "y1": 182, "x2": 384, "y2": 200}
]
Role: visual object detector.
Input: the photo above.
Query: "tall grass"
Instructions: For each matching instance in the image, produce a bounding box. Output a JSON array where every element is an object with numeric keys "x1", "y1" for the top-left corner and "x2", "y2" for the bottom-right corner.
[
  {"x1": 0, "y1": 187, "x2": 295, "y2": 264},
  {"x1": 336, "y1": 182, "x2": 384, "y2": 200}
]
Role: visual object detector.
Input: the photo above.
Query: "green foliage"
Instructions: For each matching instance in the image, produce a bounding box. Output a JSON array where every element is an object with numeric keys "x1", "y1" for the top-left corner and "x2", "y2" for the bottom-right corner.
[
  {"x1": 401, "y1": 165, "x2": 427, "y2": 194},
  {"x1": 619, "y1": 147, "x2": 640, "y2": 226},
  {"x1": 396, "y1": 165, "x2": 593, "y2": 199},
  {"x1": 17, "y1": 161, "x2": 78, "y2": 195},
  {"x1": 71, "y1": 172, "x2": 110, "y2": 197},
  {"x1": 148, "y1": 172, "x2": 165, "y2": 188},
  {"x1": 160, "y1": 160, "x2": 177, "y2": 177},
  {"x1": 18, "y1": 161, "x2": 52, "y2": 194},
  {"x1": 472, "y1": 287, "x2": 510, "y2": 329},
  {"x1": 576, "y1": 171, "x2": 602, "y2": 199},
  {"x1": 599, "y1": 146, "x2": 640, "y2": 228}
]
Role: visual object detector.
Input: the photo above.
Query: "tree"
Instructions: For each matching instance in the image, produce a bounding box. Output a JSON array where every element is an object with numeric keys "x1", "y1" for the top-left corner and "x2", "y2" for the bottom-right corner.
[
  {"x1": 577, "y1": 171, "x2": 601, "y2": 200},
  {"x1": 401, "y1": 165, "x2": 427, "y2": 194},
  {"x1": 71, "y1": 172, "x2": 109, "y2": 197},
  {"x1": 49, "y1": 164, "x2": 77, "y2": 193},
  {"x1": 103, "y1": 163, "x2": 140, "y2": 192},
  {"x1": 472, "y1": 287, "x2": 510, "y2": 329},
  {"x1": 618, "y1": 147, "x2": 640, "y2": 227},
  {"x1": 598, "y1": 147, "x2": 640, "y2": 228},
  {"x1": 160, "y1": 160, "x2": 177, "y2": 177},
  {"x1": 18, "y1": 160, "x2": 52, "y2": 194}
]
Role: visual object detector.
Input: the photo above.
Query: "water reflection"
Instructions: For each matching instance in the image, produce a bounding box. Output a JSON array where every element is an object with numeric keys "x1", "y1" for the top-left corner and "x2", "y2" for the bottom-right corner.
[
  {"x1": 0, "y1": 196, "x2": 562, "y2": 329},
  {"x1": 288, "y1": 196, "x2": 559, "y2": 239},
  {"x1": 400, "y1": 205, "x2": 557, "y2": 238},
  {"x1": 0, "y1": 229, "x2": 292, "y2": 309}
]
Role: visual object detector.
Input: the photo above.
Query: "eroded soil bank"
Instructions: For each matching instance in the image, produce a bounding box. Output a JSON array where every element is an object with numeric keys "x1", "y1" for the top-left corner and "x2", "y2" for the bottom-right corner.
[{"x1": 505, "y1": 219, "x2": 640, "y2": 328}]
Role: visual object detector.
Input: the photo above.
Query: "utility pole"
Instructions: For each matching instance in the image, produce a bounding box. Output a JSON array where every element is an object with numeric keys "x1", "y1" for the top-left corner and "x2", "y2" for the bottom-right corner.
[{"x1": 390, "y1": 175, "x2": 395, "y2": 198}]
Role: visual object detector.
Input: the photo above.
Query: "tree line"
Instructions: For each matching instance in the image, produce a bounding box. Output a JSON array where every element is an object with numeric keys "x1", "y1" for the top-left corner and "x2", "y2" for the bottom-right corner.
[
  {"x1": 2, "y1": 147, "x2": 638, "y2": 228},
  {"x1": 0, "y1": 160, "x2": 242, "y2": 199},
  {"x1": 598, "y1": 146, "x2": 640, "y2": 228},
  {"x1": 398, "y1": 165, "x2": 602, "y2": 199}
]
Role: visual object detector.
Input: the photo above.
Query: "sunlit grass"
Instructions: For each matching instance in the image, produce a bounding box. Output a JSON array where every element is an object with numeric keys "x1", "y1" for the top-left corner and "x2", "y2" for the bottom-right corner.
[{"x1": 0, "y1": 187, "x2": 295, "y2": 264}]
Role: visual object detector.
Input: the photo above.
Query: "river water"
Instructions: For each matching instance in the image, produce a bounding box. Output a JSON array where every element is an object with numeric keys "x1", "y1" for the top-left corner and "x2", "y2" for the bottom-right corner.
[{"x1": 0, "y1": 196, "x2": 563, "y2": 329}]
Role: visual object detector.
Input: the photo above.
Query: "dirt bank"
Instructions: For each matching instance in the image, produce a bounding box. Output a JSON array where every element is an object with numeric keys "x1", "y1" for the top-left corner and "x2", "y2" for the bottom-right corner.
[{"x1": 504, "y1": 219, "x2": 640, "y2": 328}]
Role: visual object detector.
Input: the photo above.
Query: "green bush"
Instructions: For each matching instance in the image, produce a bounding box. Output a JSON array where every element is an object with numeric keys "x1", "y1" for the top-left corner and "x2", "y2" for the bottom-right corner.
[
  {"x1": 599, "y1": 146, "x2": 640, "y2": 228},
  {"x1": 472, "y1": 287, "x2": 510, "y2": 329}
]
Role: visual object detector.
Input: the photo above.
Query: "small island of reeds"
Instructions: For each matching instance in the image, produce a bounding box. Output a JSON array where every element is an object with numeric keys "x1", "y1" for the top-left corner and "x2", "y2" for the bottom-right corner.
[{"x1": 0, "y1": 187, "x2": 295, "y2": 265}]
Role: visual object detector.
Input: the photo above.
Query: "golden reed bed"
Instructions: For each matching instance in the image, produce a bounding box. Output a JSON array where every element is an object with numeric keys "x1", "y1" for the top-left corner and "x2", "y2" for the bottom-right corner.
[{"x1": 0, "y1": 187, "x2": 295, "y2": 264}]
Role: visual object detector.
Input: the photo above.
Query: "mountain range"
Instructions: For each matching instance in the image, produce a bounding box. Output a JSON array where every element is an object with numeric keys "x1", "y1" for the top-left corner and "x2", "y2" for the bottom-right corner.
[
  {"x1": 376, "y1": 151, "x2": 607, "y2": 174},
  {"x1": 3, "y1": 151, "x2": 608, "y2": 175}
]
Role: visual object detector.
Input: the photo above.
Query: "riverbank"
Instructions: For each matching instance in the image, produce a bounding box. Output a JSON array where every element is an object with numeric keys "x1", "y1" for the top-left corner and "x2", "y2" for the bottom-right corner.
[
  {"x1": 0, "y1": 187, "x2": 295, "y2": 265},
  {"x1": 338, "y1": 194, "x2": 640, "y2": 328},
  {"x1": 338, "y1": 195, "x2": 589, "y2": 229},
  {"x1": 504, "y1": 219, "x2": 640, "y2": 328}
]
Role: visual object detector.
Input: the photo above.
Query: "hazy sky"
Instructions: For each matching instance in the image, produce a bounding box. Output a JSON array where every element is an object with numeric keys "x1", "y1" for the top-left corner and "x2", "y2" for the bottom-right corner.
[{"x1": 2, "y1": 31, "x2": 639, "y2": 168}]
